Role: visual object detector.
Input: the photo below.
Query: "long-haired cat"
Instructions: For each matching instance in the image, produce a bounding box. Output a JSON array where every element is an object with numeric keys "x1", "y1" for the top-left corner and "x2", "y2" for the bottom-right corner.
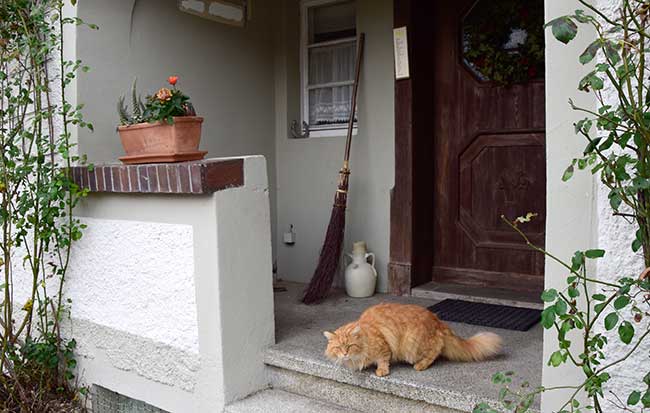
[{"x1": 324, "y1": 303, "x2": 502, "y2": 377}]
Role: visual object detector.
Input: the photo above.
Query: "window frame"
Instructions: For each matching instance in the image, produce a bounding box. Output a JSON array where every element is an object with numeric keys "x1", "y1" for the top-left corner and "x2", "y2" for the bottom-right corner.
[{"x1": 300, "y1": 0, "x2": 358, "y2": 138}]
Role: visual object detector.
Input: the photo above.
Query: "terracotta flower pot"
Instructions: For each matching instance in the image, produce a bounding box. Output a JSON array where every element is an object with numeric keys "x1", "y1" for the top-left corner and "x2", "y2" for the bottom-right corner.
[{"x1": 117, "y1": 116, "x2": 207, "y2": 164}]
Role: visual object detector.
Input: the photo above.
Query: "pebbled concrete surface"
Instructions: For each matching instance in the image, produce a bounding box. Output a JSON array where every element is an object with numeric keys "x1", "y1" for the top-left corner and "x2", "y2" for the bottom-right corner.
[
  {"x1": 267, "y1": 365, "x2": 462, "y2": 413},
  {"x1": 267, "y1": 282, "x2": 542, "y2": 413},
  {"x1": 225, "y1": 389, "x2": 357, "y2": 412}
]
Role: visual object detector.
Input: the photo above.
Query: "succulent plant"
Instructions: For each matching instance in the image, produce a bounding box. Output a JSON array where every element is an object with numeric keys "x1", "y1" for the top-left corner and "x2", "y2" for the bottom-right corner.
[{"x1": 116, "y1": 78, "x2": 146, "y2": 125}]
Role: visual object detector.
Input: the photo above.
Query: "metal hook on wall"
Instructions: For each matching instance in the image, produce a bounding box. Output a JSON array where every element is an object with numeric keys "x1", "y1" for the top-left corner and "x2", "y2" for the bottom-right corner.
[{"x1": 290, "y1": 120, "x2": 310, "y2": 139}]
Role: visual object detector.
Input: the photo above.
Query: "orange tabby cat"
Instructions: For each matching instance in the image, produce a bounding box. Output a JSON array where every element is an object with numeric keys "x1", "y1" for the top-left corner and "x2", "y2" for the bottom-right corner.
[{"x1": 324, "y1": 303, "x2": 502, "y2": 377}]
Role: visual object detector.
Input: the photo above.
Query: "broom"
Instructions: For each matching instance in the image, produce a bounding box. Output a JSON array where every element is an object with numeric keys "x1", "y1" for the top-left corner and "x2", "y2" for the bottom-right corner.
[{"x1": 302, "y1": 33, "x2": 365, "y2": 304}]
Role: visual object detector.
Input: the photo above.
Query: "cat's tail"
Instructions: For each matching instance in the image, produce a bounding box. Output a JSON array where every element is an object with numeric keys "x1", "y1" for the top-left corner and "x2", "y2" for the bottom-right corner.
[{"x1": 441, "y1": 332, "x2": 502, "y2": 362}]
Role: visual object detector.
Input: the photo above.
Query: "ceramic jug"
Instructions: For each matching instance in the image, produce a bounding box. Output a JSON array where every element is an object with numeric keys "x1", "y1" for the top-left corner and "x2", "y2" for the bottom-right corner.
[{"x1": 344, "y1": 241, "x2": 377, "y2": 298}]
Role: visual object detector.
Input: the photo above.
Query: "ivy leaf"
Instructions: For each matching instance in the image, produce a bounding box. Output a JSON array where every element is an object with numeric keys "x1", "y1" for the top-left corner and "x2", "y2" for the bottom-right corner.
[
  {"x1": 549, "y1": 350, "x2": 564, "y2": 367},
  {"x1": 603, "y1": 40, "x2": 621, "y2": 65},
  {"x1": 571, "y1": 251, "x2": 584, "y2": 271},
  {"x1": 618, "y1": 321, "x2": 635, "y2": 344},
  {"x1": 585, "y1": 249, "x2": 605, "y2": 259},
  {"x1": 575, "y1": 118, "x2": 593, "y2": 134},
  {"x1": 643, "y1": 390, "x2": 650, "y2": 408},
  {"x1": 579, "y1": 72, "x2": 605, "y2": 91},
  {"x1": 583, "y1": 137, "x2": 602, "y2": 154},
  {"x1": 614, "y1": 295, "x2": 630, "y2": 310},
  {"x1": 574, "y1": 9, "x2": 592, "y2": 23},
  {"x1": 546, "y1": 17, "x2": 578, "y2": 44},
  {"x1": 594, "y1": 302, "x2": 607, "y2": 313},
  {"x1": 541, "y1": 289, "x2": 558, "y2": 302},
  {"x1": 592, "y1": 293, "x2": 607, "y2": 301},
  {"x1": 579, "y1": 40, "x2": 600, "y2": 64},
  {"x1": 555, "y1": 299, "x2": 568, "y2": 316},
  {"x1": 595, "y1": 63, "x2": 609, "y2": 72},
  {"x1": 604, "y1": 312, "x2": 619, "y2": 331},
  {"x1": 632, "y1": 229, "x2": 643, "y2": 252},
  {"x1": 473, "y1": 403, "x2": 499, "y2": 413},
  {"x1": 541, "y1": 306, "x2": 556, "y2": 329},
  {"x1": 609, "y1": 192, "x2": 622, "y2": 210},
  {"x1": 619, "y1": 132, "x2": 633, "y2": 148},
  {"x1": 590, "y1": 74, "x2": 604, "y2": 90},
  {"x1": 562, "y1": 164, "x2": 575, "y2": 181},
  {"x1": 628, "y1": 390, "x2": 641, "y2": 406}
]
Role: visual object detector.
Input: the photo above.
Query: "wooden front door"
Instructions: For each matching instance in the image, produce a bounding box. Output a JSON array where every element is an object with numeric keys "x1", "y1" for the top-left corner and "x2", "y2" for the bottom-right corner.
[{"x1": 431, "y1": 0, "x2": 546, "y2": 294}]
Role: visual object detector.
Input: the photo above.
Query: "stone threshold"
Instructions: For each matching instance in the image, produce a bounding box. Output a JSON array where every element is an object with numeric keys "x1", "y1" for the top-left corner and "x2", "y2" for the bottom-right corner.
[
  {"x1": 411, "y1": 282, "x2": 543, "y2": 310},
  {"x1": 70, "y1": 158, "x2": 244, "y2": 195}
]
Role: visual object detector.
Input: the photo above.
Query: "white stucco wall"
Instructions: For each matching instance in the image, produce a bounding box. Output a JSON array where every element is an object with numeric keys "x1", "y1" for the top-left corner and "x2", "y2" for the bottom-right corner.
[
  {"x1": 593, "y1": 0, "x2": 649, "y2": 406},
  {"x1": 66, "y1": 218, "x2": 199, "y2": 354},
  {"x1": 542, "y1": 1, "x2": 598, "y2": 411},
  {"x1": 544, "y1": 1, "x2": 649, "y2": 411},
  {"x1": 34, "y1": 156, "x2": 273, "y2": 413},
  {"x1": 75, "y1": 0, "x2": 278, "y2": 257},
  {"x1": 274, "y1": 0, "x2": 395, "y2": 291}
]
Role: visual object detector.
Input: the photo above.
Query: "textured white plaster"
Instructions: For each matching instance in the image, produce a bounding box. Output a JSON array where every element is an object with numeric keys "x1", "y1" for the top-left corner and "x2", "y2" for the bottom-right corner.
[
  {"x1": 66, "y1": 217, "x2": 199, "y2": 354},
  {"x1": 594, "y1": 0, "x2": 650, "y2": 409},
  {"x1": 67, "y1": 318, "x2": 200, "y2": 392}
]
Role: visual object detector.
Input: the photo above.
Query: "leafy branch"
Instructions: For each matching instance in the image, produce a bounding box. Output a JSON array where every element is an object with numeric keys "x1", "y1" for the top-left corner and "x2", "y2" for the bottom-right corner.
[{"x1": 0, "y1": 0, "x2": 94, "y2": 410}]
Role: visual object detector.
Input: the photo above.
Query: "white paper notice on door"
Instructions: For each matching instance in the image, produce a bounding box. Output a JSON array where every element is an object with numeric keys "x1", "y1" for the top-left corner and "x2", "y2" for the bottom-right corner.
[{"x1": 393, "y1": 26, "x2": 410, "y2": 80}]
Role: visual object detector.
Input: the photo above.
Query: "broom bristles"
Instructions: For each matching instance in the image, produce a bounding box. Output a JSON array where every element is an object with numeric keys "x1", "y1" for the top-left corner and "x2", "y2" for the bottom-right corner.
[{"x1": 302, "y1": 204, "x2": 346, "y2": 304}]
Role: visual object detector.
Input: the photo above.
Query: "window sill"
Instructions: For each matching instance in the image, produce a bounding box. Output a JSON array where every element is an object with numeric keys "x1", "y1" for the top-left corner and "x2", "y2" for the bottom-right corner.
[{"x1": 308, "y1": 126, "x2": 358, "y2": 138}]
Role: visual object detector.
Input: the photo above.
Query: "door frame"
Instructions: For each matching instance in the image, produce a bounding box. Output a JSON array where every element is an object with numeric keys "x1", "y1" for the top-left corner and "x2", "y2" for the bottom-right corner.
[{"x1": 388, "y1": 0, "x2": 436, "y2": 295}]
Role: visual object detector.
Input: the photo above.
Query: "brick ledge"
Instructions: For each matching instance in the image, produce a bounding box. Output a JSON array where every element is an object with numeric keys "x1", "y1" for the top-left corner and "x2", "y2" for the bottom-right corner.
[{"x1": 71, "y1": 158, "x2": 244, "y2": 195}]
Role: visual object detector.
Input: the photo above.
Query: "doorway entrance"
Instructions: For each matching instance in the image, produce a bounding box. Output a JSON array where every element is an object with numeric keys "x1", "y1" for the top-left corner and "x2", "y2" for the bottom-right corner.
[{"x1": 389, "y1": 0, "x2": 546, "y2": 298}]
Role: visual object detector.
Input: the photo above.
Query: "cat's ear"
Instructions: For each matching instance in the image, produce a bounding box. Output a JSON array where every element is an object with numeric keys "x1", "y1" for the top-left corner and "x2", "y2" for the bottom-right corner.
[
  {"x1": 323, "y1": 331, "x2": 335, "y2": 340},
  {"x1": 351, "y1": 325, "x2": 361, "y2": 336}
]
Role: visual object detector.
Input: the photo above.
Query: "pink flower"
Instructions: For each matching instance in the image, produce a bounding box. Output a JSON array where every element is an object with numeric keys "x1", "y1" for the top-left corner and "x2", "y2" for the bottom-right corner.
[{"x1": 156, "y1": 87, "x2": 173, "y2": 102}]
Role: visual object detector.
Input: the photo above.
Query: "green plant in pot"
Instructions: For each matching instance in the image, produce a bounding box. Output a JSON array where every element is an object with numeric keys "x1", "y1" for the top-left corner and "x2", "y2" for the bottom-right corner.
[{"x1": 117, "y1": 76, "x2": 206, "y2": 164}]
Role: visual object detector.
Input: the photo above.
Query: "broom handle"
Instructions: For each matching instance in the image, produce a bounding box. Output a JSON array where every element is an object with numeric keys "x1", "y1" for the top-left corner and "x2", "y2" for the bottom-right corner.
[{"x1": 343, "y1": 33, "x2": 365, "y2": 168}]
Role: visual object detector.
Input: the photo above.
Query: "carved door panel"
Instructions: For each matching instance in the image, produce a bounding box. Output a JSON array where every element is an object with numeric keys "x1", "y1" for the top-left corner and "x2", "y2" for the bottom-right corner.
[{"x1": 432, "y1": 0, "x2": 546, "y2": 294}]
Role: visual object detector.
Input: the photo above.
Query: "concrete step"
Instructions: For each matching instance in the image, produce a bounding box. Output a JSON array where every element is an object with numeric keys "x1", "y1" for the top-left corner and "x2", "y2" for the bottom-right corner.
[
  {"x1": 225, "y1": 389, "x2": 357, "y2": 413},
  {"x1": 267, "y1": 282, "x2": 542, "y2": 413},
  {"x1": 267, "y1": 365, "x2": 461, "y2": 413},
  {"x1": 264, "y1": 345, "x2": 473, "y2": 413}
]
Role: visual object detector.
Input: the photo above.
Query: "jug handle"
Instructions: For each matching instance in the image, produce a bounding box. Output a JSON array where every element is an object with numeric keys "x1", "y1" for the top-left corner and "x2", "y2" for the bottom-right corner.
[
  {"x1": 365, "y1": 252, "x2": 376, "y2": 269},
  {"x1": 345, "y1": 252, "x2": 354, "y2": 263}
]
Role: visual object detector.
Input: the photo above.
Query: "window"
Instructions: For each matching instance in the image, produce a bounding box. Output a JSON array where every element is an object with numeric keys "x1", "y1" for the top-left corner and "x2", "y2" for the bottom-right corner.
[{"x1": 301, "y1": 0, "x2": 357, "y2": 137}]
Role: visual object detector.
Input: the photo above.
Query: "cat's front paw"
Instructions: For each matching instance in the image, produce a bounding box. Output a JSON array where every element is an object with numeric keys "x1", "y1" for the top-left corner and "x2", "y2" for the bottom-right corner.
[
  {"x1": 375, "y1": 367, "x2": 390, "y2": 377},
  {"x1": 414, "y1": 360, "x2": 432, "y2": 371}
]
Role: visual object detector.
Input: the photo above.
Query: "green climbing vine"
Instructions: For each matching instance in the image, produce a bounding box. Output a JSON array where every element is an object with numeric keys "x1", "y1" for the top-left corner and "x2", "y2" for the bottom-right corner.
[{"x1": 0, "y1": 0, "x2": 95, "y2": 411}]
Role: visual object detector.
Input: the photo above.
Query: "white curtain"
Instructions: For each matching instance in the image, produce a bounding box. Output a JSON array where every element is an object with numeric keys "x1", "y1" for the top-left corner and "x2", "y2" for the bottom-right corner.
[{"x1": 308, "y1": 42, "x2": 355, "y2": 126}]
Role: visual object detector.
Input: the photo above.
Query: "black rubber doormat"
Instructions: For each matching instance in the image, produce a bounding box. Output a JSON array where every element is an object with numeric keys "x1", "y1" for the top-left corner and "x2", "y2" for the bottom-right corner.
[{"x1": 428, "y1": 299, "x2": 541, "y2": 332}]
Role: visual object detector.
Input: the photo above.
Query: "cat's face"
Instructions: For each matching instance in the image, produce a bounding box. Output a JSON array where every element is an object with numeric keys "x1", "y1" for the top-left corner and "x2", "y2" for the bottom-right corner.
[{"x1": 323, "y1": 323, "x2": 364, "y2": 362}]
